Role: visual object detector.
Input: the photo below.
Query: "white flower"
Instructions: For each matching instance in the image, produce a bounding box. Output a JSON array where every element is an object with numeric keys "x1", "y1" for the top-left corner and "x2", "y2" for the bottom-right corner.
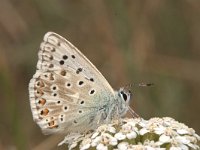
[
  {"x1": 80, "y1": 143, "x2": 90, "y2": 150},
  {"x1": 109, "y1": 137, "x2": 118, "y2": 146},
  {"x1": 139, "y1": 128, "x2": 149, "y2": 135},
  {"x1": 154, "y1": 126, "x2": 166, "y2": 135},
  {"x1": 126, "y1": 131, "x2": 137, "y2": 139},
  {"x1": 159, "y1": 134, "x2": 171, "y2": 143},
  {"x1": 117, "y1": 142, "x2": 128, "y2": 150},
  {"x1": 176, "y1": 136, "x2": 190, "y2": 145},
  {"x1": 194, "y1": 133, "x2": 200, "y2": 141},
  {"x1": 177, "y1": 129, "x2": 189, "y2": 135},
  {"x1": 143, "y1": 140, "x2": 157, "y2": 148},
  {"x1": 97, "y1": 124, "x2": 110, "y2": 132},
  {"x1": 59, "y1": 117, "x2": 200, "y2": 150},
  {"x1": 91, "y1": 136, "x2": 101, "y2": 147},
  {"x1": 170, "y1": 147, "x2": 182, "y2": 150},
  {"x1": 139, "y1": 118, "x2": 162, "y2": 135},
  {"x1": 114, "y1": 132, "x2": 126, "y2": 140},
  {"x1": 96, "y1": 143, "x2": 108, "y2": 150},
  {"x1": 68, "y1": 142, "x2": 78, "y2": 150},
  {"x1": 101, "y1": 133, "x2": 114, "y2": 144},
  {"x1": 121, "y1": 121, "x2": 138, "y2": 139},
  {"x1": 91, "y1": 131, "x2": 99, "y2": 139},
  {"x1": 107, "y1": 126, "x2": 116, "y2": 133},
  {"x1": 170, "y1": 137, "x2": 189, "y2": 150},
  {"x1": 80, "y1": 138, "x2": 91, "y2": 150},
  {"x1": 145, "y1": 146, "x2": 159, "y2": 150},
  {"x1": 130, "y1": 144, "x2": 146, "y2": 150}
]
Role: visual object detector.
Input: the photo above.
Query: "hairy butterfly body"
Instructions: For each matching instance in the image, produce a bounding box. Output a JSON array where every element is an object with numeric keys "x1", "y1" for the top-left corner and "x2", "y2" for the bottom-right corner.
[{"x1": 29, "y1": 32, "x2": 133, "y2": 135}]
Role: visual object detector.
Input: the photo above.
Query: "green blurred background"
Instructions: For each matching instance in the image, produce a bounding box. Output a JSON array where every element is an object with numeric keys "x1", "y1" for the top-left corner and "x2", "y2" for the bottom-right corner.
[{"x1": 0, "y1": 0, "x2": 200, "y2": 149}]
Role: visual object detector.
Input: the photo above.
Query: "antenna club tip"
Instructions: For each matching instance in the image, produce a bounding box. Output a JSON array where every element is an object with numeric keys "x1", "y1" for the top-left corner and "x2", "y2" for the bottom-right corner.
[{"x1": 139, "y1": 83, "x2": 154, "y2": 87}]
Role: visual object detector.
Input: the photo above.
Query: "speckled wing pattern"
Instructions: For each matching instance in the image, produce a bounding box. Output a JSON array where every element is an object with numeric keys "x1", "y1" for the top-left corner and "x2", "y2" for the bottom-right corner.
[{"x1": 29, "y1": 32, "x2": 115, "y2": 134}]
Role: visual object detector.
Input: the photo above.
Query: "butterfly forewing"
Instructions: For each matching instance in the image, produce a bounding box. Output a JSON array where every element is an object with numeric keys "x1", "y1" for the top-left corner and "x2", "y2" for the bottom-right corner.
[{"x1": 29, "y1": 32, "x2": 115, "y2": 134}]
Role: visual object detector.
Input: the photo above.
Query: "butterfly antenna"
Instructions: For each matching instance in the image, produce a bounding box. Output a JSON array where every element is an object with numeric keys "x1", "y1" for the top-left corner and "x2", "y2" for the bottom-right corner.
[
  {"x1": 138, "y1": 83, "x2": 154, "y2": 87},
  {"x1": 126, "y1": 83, "x2": 154, "y2": 89}
]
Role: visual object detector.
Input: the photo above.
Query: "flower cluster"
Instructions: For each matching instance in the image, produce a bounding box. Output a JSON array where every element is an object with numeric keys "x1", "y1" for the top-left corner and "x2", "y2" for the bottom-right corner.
[{"x1": 59, "y1": 117, "x2": 200, "y2": 150}]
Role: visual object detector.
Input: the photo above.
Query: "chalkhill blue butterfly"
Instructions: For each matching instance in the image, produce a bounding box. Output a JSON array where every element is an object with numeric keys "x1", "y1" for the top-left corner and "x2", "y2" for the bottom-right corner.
[{"x1": 29, "y1": 32, "x2": 138, "y2": 135}]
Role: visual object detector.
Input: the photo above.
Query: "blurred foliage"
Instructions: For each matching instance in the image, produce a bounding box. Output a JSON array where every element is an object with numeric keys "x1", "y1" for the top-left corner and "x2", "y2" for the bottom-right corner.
[{"x1": 0, "y1": 0, "x2": 200, "y2": 149}]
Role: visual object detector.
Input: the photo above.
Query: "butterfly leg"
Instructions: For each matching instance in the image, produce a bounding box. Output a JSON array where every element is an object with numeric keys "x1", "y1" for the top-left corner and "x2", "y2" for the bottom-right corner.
[
  {"x1": 115, "y1": 105, "x2": 123, "y2": 125},
  {"x1": 128, "y1": 106, "x2": 140, "y2": 118}
]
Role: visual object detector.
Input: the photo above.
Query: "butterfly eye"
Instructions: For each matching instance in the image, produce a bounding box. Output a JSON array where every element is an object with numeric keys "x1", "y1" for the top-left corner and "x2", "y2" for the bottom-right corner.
[{"x1": 120, "y1": 91, "x2": 128, "y2": 101}]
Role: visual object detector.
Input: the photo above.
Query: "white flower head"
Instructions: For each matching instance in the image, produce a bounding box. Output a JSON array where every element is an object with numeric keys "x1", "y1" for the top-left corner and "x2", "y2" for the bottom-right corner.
[
  {"x1": 59, "y1": 117, "x2": 200, "y2": 150},
  {"x1": 114, "y1": 132, "x2": 126, "y2": 140}
]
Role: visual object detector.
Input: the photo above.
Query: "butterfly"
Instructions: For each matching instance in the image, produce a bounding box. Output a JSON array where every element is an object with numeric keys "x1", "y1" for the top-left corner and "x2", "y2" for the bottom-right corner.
[{"x1": 29, "y1": 32, "x2": 137, "y2": 135}]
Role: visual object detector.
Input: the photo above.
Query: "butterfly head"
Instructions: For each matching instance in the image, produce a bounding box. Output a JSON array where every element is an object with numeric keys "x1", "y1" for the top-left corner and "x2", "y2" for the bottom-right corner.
[
  {"x1": 118, "y1": 88, "x2": 132, "y2": 103},
  {"x1": 116, "y1": 87, "x2": 132, "y2": 117}
]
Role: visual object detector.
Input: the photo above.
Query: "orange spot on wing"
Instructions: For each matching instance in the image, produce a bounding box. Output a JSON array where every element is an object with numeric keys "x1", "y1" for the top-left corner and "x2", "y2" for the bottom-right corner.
[
  {"x1": 40, "y1": 108, "x2": 49, "y2": 116},
  {"x1": 38, "y1": 98, "x2": 46, "y2": 106},
  {"x1": 60, "y1": 70, "x2": 66, "y2": 76},
  {"x1": 36, "y1": 80, "x2": 45, "y2": 87},
  {"x1": 35, "y1": 89, "x2": 44, "y2": 97},
  {"x1": 50, "y1": 74, "x2": 54, "y2": 80},
  {"x1": 48, "y1": 121, "x2": 59, "y2": 128}
]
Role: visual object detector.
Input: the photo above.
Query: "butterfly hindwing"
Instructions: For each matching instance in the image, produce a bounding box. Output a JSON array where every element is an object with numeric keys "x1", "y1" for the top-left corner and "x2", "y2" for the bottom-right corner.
[{"x1": 29, "y1": 32, "x2": 115, "y2": 134}]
